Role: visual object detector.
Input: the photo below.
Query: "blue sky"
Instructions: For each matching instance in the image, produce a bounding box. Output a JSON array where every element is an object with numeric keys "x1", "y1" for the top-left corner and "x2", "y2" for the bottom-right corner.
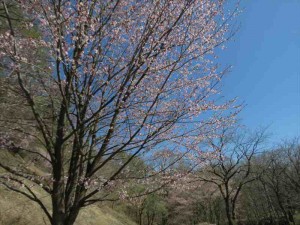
[{"x1": 220, "y1": 0, "x2": 300, "y2": 143}]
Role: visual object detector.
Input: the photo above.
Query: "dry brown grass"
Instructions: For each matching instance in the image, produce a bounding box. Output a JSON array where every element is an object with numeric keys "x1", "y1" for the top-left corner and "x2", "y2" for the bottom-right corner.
[{"x1": 0, "y1": 150, "x2": 136, "y2": 225}]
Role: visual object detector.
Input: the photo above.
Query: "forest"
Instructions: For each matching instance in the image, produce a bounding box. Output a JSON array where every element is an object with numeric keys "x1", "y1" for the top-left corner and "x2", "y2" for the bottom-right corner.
[{"x1": 0, "y1": 1, "x2": 299, "y2": 225}]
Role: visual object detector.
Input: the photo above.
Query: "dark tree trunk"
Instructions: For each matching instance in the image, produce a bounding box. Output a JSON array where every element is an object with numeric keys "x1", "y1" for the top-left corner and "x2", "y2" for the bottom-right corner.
[
  {"x1": 225, "y1": 197, "x2": 234, "y2": 225},
  {"x1": 52, "y1": 180, "x2": 66, "y2": 225},
  {"x1": 51, "y1": 208, "x2": 80, "y2": 225},
  {"x1": 273, "y1": 192, "x2": 290, "y2": 225},
  {"x1": 138, "y1": 208, "x2": 144, "y2": 225},
  {"x1": 66, "y1": 209, "x2": 80, "y2": 225},
  {"x1": 231, "y1": 202, "x2": 236, "y2": 221},
  {"x1": 51, "y1": 215, "x2": 65, "y2": 225}
]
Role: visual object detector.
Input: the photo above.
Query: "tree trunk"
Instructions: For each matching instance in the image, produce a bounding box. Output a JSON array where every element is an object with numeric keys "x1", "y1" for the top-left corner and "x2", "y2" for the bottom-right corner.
[
  {"x1": 52, "y1": 185, "x2": 66, "y2": 225},
  {"x1": 231, "y1": 201, "x2": 236, "y2": 221},
  {"x1": 286, "y1": 199, "x2": 296, "y2": 225},
  {"x1": 66, "y1": 209, "x2": 80, "y2": 225},
  {"x1": 274, "y1": 191, "x2": 289, "y2": 223},
  {"x1": 51, "y1": 209, "x2": 80, "y2": 225},
  {"x1": 225, "y1": 197, "x2": 234, "y2": 225},
  {"x1": 52, "y1": 214, "x2": 65, "y2": 225},
  {"x1": 52, "y1": 189, "x2": 80, "y2": 225},
  {"x1": 138, "y1": 208, "x2": 143, "y2": 225}
]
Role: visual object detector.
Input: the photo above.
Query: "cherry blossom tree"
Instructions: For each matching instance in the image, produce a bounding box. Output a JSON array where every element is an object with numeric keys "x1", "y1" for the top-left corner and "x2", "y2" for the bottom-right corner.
[{"x1": 0, "y1": 0, "x2": 238, "y2": 224}]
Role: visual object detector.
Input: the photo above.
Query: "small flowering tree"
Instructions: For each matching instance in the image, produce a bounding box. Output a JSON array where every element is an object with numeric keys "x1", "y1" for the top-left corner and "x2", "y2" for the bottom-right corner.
[{"x1": 0, "y1": 0, "x2": 237, "y2": 224}]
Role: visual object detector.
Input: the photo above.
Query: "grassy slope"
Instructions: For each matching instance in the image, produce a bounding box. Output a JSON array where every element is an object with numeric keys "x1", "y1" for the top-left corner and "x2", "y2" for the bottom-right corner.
[
  {"x1": 0, "y1": 150, "x2": 136, "y2": 225},
  {"x1": 0, "y1": 190, "x2": 136, "y2": 225}
]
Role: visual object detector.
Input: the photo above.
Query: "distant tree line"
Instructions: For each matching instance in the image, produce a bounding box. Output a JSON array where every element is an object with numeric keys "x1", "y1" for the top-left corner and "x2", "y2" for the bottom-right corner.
[{"x1": 120, "y1": 131, "x2": 300, "y2": 225}]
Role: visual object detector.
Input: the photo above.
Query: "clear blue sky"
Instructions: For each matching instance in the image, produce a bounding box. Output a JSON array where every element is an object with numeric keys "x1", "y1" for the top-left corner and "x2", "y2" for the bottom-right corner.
[{"x1": 220, "y1": 0, "x2": 300, "y2": 142}]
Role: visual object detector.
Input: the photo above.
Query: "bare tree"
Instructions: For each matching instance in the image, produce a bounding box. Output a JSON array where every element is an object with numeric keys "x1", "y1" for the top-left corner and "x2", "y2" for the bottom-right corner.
[
  {"x1": 281, "y1": 138, "x2": 300, "y2": 194},
  {"x1": 257, "y1": 140, "x2": 300, "y2": 225},
  {"x1": 196, "y1": 127, "x2": 266, "y2": 225}
]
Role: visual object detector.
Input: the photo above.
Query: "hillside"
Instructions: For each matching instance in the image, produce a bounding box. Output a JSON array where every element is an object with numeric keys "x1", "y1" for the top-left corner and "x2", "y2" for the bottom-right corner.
[
  {"x1": 0, "y1": 150, "x2": 136, "y2": 225},
  {"x1": 0, "y1": 190, "x2": 136, "y2": 225},
  {"x1": 0, "y1": 191, "x2": 136, "y2": 225}
]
